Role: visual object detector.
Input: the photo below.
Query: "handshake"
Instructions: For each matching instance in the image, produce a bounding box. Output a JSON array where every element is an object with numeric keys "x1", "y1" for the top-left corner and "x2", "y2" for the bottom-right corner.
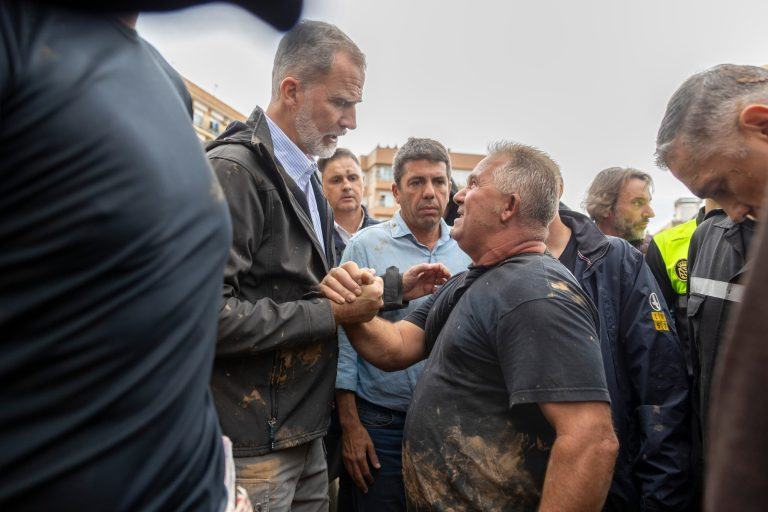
[{"x1": 319, "y1": 261, "x2": 451, "y2": 326}]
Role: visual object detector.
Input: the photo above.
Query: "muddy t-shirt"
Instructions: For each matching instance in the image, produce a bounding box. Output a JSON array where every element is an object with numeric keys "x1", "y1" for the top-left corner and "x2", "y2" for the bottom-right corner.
[
  {"x1": 403, "y1": 253, "x2": 609, "y2": 511},
  {"x1": 0, "y1": 2, "x2": 230, "y2": 510}
]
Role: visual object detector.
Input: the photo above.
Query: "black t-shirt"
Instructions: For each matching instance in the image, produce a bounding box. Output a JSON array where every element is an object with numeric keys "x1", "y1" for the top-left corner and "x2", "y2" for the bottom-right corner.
[
  {"x1": 558, "y1": 233, "x2": 578, "y2": 274},
  {"x1": 403, "y1": 253, "x2": 609, "y2": 511},
  {"x1": 0, "y1": 3, "x2": 230, "y2": 510}
]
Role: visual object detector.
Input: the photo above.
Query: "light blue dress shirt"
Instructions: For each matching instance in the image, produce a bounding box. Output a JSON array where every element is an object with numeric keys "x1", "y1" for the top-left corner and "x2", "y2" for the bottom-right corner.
[
  {"x1": 336, "y1": 212, "x2": 472, "y2": 412},
  {"x1": 265, "y1": 115, "x2": 325, "y2": 251}
]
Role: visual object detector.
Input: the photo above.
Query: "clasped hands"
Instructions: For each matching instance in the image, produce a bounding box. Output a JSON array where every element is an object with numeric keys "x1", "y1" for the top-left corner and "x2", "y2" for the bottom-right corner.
[{"x1": 320, "y1": 261, "x2": 451, "y2": 326}]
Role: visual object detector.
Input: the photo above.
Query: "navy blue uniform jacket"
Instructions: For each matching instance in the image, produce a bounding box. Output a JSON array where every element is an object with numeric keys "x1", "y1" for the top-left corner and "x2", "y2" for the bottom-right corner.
[{"x1": 561, "y1": 209, "x2": 690, "y2": 511}]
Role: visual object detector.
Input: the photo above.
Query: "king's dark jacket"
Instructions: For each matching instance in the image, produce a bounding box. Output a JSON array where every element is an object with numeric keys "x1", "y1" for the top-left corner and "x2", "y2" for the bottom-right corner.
[{"x1": 206, "y1": 107, "x2": 339, "y2": 456}]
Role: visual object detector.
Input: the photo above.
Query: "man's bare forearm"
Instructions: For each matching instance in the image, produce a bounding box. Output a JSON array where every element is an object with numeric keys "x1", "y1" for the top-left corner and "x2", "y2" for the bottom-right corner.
[
  {"x1": 342, "y1": 317, "x2": 426, "y2": 372},
  {"x1": 336, "y1": 390, "x2": 361, "y2": 429},
  {"x1": 539, "y1": 431, "x2": 618, "y2": 511}
]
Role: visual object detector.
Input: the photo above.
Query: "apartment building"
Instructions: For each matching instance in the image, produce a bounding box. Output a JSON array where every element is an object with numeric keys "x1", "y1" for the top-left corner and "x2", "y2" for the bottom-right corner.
[{"x1": 183, "y1": 78, "x2": 246, "y2": 142}]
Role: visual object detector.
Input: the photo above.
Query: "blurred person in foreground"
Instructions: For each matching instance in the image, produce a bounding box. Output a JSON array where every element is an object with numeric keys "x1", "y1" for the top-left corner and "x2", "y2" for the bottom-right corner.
[
  {"x1": 584, "y1": 167, "x2": 656, "y2": 253},
  {"x1": 655, "y1": 63, "x2": 768, "y2": 511},
  {"x1": 0, "y1": 1, "x2": 300, "y2": 511},
  {"x1": 336, "y1": 141, "x2": 618, "y2": 511},
  {"x1": 550, "y1": 178, "x2": 690, "y2": 510}
]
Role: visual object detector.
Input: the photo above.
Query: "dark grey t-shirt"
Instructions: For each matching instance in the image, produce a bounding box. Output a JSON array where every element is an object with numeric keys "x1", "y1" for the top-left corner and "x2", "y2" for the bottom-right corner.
[
  {"x1": 403, "y1": 253, "x2": 609, "y2": 511},
  {"x1": 0, "y1": 2, "x2": 230, "y2": 510}
]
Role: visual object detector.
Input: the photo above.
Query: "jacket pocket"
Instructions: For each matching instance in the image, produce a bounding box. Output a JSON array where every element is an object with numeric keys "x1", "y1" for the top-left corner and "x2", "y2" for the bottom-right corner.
[{"x1": 236, "y1": 478, "x2": 269, "y2": 512}]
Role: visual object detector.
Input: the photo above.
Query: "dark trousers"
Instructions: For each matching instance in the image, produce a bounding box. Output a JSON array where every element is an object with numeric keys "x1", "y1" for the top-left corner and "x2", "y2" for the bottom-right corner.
[{"x1": 338, "y1": 399, "x2": 407, "y2": 512}]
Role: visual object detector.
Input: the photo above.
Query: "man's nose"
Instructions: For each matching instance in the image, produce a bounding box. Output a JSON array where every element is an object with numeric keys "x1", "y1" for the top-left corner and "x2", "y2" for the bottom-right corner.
[
  {"x1": 341, "y1": 106, "x2": 357, "y2": 131},
  {"x1": 644, "y1": 204, "x2": 655, "y2": 219},
  {"x1": 454, "y1": 187, "x2": 466, "y2": 204},
  {"x1": 423, "y1": 181, "x2": 436, "y2": 198}
]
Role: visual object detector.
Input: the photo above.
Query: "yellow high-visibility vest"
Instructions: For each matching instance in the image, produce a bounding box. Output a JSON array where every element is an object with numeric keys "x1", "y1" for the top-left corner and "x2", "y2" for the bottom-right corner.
[{"x1": 652, "y1": 218, "x2": 697, "y2": 298}]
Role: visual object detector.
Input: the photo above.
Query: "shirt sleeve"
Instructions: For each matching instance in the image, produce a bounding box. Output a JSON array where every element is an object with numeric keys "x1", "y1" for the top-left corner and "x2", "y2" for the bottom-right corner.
[
  {"x1": 496, "y1": 298, "x2": 610, "y2": 408},
  {"x1": 335, "y1": 239, "x2": 368, "y2": 391},
  {"x1": 404, "y1": 293, "x2": 436, "y2": 331}
]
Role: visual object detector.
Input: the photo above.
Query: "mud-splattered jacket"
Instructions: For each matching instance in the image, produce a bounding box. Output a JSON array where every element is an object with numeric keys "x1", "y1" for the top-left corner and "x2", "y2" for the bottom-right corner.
[
  {"x1": 560, "y1": 208, "x2": 691, "y2": 511},
  {"x1": 206, "y1": 108, "x2": 339, "y2": 456}
]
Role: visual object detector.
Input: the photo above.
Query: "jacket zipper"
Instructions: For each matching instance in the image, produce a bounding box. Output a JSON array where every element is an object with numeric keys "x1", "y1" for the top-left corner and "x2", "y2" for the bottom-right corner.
[{"x1": 268, "y1": 352, "x2": 281, "y2": 449}]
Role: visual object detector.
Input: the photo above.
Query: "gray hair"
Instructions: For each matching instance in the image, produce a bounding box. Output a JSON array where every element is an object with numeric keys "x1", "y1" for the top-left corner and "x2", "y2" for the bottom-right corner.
[
  {"x1": 582, "y1": 167, "x2": 653, "y2": 221},
  {"x1": 271, "y1": 20, "x2": 366, "y2": 98},
  {"x1": 656, "y1": 64, "x2": 768, "y2": 169},
  {"x1": 486, "y1": 141, "x2": 561, "y2": 231},
  {"x1": 317, "y1": 147, "x2": 360, "y2": 173},
  {"x1": 392, "y1": 137, "x2": 452, "y2": 185}
]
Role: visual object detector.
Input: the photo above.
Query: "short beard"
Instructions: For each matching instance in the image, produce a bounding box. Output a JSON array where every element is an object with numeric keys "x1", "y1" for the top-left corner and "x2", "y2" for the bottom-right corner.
[
  {"x1": 614, "y1": 216, "x2": 646, "y2": 242},
  {"x1": 295, "y1": 100, "x2": 338, "y2": 158}
]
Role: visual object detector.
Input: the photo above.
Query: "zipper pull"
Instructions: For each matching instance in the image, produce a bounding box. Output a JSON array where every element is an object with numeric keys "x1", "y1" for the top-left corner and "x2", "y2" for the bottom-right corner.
[{"x1": 268, "y1": 417, "x2": 277, "y2": 449}]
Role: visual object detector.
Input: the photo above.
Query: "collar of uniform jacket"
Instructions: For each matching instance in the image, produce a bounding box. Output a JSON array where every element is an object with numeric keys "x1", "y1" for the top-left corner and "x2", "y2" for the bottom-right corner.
[{"x1": 558, "y1": 207, "x2": 611, "y2": 267}]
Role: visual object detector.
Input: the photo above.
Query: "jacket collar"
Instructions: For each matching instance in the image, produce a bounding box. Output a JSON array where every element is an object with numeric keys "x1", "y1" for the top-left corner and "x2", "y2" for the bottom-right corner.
[
  {"x1": 208, "y1": 106, "x2": 332, "y2": 271},
  {"x1": 558, "y1": 208, "x2": 611, "y2": 268},
  {"x1": 714, "y1": 215, "x2": 756, "y2": 262},
  {"x1": 361, "y1": 205, "x2": 377, "y2": 227}
]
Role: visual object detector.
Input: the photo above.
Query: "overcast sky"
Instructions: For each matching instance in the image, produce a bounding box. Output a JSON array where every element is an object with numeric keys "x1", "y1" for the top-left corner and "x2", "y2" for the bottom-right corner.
[{"x1": 138, "y1": 0, "x2": 768, "y2": 230}]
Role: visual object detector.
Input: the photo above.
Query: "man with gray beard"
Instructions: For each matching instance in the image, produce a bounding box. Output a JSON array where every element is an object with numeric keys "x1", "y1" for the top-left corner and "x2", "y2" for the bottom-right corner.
[
  {"x1": 206, "y1": 21, "x2": 379, "y2": 511},
  {"x1": 206, "y1": 19, "x2": 449, "y2": 511}
]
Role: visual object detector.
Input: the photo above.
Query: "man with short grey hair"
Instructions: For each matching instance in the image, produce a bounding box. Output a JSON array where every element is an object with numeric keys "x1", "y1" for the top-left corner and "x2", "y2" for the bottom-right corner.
[
  {"x1": 583, "y1": 167, "x2": 656, "y2": 253},
  {"x1": 338, "y1": 141, "x2": 618, "y2": 511},
  {"x1": 655, "y1": 63, "x2": 768, "y2": 511},
  {"x1": 206, "y1": 20, "x2": 376, "y2": 511}
]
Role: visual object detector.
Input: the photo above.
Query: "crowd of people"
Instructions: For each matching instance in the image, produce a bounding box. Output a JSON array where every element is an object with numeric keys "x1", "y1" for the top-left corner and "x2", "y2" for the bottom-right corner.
[{"x1": 2, "y1": 1, "x2": 768, "y2": 511}]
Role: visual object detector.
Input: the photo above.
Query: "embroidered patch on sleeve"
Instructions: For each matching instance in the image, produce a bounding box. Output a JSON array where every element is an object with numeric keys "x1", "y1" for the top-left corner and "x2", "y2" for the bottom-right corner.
[{"x1": 651, "y1": 311, "x2": 669, "y2": 331}]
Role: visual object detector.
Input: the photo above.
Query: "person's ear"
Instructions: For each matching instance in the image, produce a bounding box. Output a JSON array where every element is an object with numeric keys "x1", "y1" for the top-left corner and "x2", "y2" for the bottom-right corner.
[
  {"x1": 279, "y1": 77, "x2": 301, "y2": 108},
  {"x1": 556, "y1": 176, "x2": 564, "y2": 199},
  {"x1": 500, "y1": 193, "x2": 520, "y2": 222},
  {"x1": 739, "y1": 104, "x2": 768, "y2": 140},
  {"x1": 391, "y1": 181, "x2": 400, "y2": 204}
]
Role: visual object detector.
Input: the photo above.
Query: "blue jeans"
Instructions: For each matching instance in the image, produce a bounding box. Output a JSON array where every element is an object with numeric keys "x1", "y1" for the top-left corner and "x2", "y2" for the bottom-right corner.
[{"x1": 339, "y1": 398, "x2": 407, "y2": 512}]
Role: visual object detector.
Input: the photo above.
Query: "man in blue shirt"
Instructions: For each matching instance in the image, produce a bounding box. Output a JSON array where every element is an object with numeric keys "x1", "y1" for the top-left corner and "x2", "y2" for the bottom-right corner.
[{"x1": 335, "y1": 138, "x2": 471, "y2": 511}]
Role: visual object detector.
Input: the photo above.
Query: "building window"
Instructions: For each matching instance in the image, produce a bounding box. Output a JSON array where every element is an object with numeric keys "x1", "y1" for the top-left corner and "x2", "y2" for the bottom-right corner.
[
  {"x1": 377, "y1": 165, "x2": 394, "y2": 181},
  {"x1": 209, "y1": 120, "x2": 221, "y2": 134},
  {"x1": 377, "y1": 192, "x2": 395, "y2": 208},
  {"x1": 193, "y1": 109, "x2": 205, "y2": 127}
]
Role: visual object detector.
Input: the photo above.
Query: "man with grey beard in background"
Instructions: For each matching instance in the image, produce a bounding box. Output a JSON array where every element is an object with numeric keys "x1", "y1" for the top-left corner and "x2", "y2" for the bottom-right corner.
[{"x1": 584, "y1": 167, "x2": 656, "y2": 253}]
